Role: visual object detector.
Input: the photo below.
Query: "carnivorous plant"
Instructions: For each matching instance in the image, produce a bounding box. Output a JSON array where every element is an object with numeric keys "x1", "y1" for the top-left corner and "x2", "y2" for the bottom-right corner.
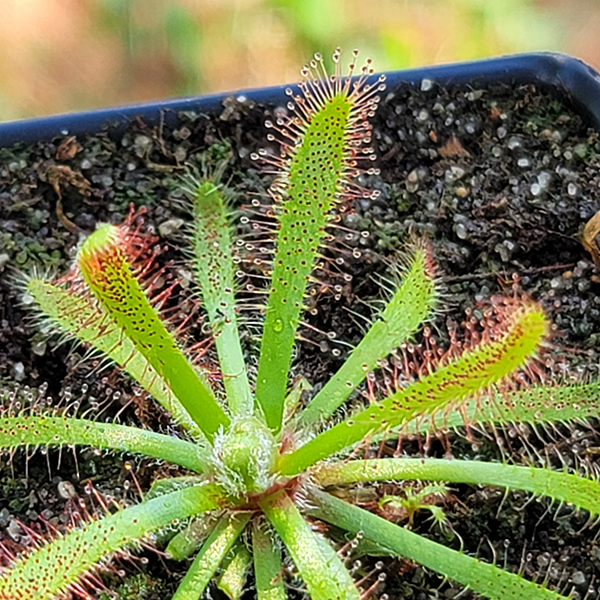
[{"x1": 2, "y1": 49, "x2": 600, "y2": 600}]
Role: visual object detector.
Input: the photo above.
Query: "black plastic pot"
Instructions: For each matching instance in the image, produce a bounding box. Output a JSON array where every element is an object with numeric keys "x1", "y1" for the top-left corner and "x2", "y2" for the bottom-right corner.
[{"x1": 1, "y1": 52, "x2": 600, "y2": 147}]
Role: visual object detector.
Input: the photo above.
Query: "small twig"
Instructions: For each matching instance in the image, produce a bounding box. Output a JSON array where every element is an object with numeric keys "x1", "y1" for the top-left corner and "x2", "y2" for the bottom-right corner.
[{"x1": 441, "y1": 262, "x2": 577, "y2": 284}]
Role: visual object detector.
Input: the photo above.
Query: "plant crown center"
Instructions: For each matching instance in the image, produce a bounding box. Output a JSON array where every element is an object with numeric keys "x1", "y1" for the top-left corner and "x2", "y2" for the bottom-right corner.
[{"x1": 211, "y1": 416, "x2": 280, "y2": 498}]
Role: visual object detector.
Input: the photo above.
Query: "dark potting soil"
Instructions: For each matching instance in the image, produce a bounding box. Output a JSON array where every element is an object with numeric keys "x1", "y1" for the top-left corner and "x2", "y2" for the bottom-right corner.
[{"x1": 0, "y1": 76, "x2": 600, "y2": 599}]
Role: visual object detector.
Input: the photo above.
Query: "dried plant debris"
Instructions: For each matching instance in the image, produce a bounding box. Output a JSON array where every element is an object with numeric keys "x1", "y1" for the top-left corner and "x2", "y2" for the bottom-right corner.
[{"x1": 1, "y1": 78, "x2": 600, "y2": 599}]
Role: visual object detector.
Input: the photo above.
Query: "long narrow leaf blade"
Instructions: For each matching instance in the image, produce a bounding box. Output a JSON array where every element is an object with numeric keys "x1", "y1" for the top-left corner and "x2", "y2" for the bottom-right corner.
[
  {"x1": 189, "y1": 180, "x2": 253, "y2": 417},
  {"x1": 255, "y1": 68, "x2": 382, "y2": 432},
  {"x1": 309, "y1": 489, "x2": 568, "y2": 600},
  {"x1": 252, "y1": 518, "x2": 287, "y2": 600},
  {"x1": 363, "y1": 381, "x2": 600, "y2": 451},
  {"x1": 172, "y1": 513, "x2": 251, "y2": 600},
  {"x1": 298, "y1": 246, "x2": 437, "y2": 427},
  {"x1": 27, "y1": 278, "x2": 205, "y2": 440},
  {"x1": 426, "y1": 381, "x2": 600, "y2": 432},
  {"x1": 313, "y1": 458, "x2": 600, "y2": 516},
  {"x1": 0, "y1": 485, "x2": 225, "y2": 600},
  {"x1": 260, "y1": 490, "x2": 360, "y2": 600},
  {"x1": 218, "y1": 542, "x2": 252, "y2": 600},
  {"x1": 0, "y1": 413, "x2": 208, "y2": 473},
  {"x1": 165, "y1": 512, "x2": 214, "y2": 561},
  {"x1": 78, "y1": 224, "x2": 230, "y2": 440},
  {"x1": 279, "y1": 305, "x2": 548, "y2": 476}
]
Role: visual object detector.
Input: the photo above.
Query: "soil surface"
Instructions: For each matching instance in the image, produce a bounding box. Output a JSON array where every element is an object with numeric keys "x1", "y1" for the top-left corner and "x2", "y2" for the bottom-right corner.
[{"x1": 1, "y1": 76, "x2": 600, "y2": 599}]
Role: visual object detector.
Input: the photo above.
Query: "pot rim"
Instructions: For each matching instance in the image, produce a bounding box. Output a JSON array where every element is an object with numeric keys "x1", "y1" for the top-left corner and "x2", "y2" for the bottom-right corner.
[{"x1": 1, "y1": 52, "x2": 600, "y2": 147}]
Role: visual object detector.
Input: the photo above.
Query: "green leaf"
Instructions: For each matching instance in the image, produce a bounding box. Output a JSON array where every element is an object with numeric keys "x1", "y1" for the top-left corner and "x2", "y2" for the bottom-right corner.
[
  {"x1": 363, "y1": 380, "x2": 600, "y2": 453},
  {"x1": 279, "y1": 304, "x2": 547, "y2": 476},
  {"x1": 0, "y1": 414, "x2": 208, "y2": 473},
  {"x1": 0, "y1": 484, "x2": 225, "y2": 600},
  {"x1": 260, "y1": 490, "x2": 360, "y2": 600},
  {"x1": 252, "y1": 518, "x2": 287, "y2": 600},
  {"x1": 171, "y1": 513, "x2": 251, "y2": 600},
  {"x1": 189, "y1": 179, "x2": 253, "y2": 417},
  {"x1": 165, "y1": 514, "x2": 213, "y2": 561},
  {"x1": 255, "y1": 92, "x2": 358, "y2": 433},
  {"x1": 78, "y1": 224, "x2": 230, "y2": 441},
  {"x1": 26, "y1": 277, "x2": 205, "y2": 440},
  {"x1": 424, "y1": 381, "x2": 600, "y2": 432},
  {"x1": 147, "y1": 476, "x2": 206, "y2": 501},
  {"x1": 298, "y1": 246, "x2": 437, "y2": 427},
  {"x1": 313, "y1": 458, "x2": 600, "y2": 516},
  {"x1": 218, "y1": 542, "x2": 252, "y2": 600},
  {"x1": 309, "y1": 489, "x2": 567, "y2": 600}
]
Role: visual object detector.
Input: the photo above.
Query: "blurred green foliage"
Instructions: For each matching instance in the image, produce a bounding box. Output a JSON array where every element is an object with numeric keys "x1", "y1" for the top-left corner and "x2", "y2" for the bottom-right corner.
[{"x1": 0, "y1": 0, "x2": 583, "y2": 119}]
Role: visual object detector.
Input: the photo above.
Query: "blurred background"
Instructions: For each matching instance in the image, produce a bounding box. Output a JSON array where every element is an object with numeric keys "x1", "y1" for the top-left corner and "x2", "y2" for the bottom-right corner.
[{"x1": 2, "y1": 0, "x2": 600, "y2": 122}]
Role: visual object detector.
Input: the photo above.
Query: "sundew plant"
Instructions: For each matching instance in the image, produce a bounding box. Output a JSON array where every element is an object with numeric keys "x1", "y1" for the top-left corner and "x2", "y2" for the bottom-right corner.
[{"x1": 2, "y1": 50, "x2": 600, "y2": 600}]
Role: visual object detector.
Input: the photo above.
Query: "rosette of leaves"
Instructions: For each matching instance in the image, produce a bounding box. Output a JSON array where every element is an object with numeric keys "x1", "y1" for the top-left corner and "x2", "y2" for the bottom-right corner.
[{"x1": 2, "y1": 50, "x2": 600, "y2": 600}]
